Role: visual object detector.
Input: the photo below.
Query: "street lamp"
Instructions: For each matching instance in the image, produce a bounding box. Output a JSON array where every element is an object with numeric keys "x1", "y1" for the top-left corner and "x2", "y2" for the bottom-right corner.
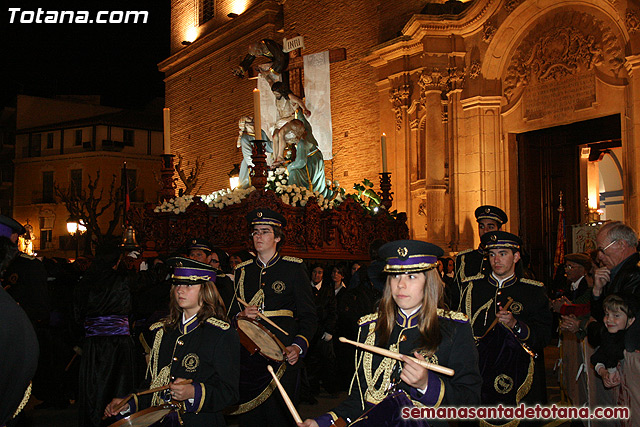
[{"x1": 66, "y1": 216, "x2": 86, "y2": 259}]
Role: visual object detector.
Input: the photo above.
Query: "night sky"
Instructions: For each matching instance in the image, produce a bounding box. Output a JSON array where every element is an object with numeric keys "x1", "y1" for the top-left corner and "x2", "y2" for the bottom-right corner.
[{"x1": 0, "y1": 0, "x2": 170, "y2": 108}]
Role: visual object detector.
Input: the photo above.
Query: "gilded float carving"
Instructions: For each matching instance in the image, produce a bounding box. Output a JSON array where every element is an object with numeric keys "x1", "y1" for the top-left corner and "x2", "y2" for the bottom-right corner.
[{"x1": 503, "y1": 11, "x2": 623, "y2": 102}]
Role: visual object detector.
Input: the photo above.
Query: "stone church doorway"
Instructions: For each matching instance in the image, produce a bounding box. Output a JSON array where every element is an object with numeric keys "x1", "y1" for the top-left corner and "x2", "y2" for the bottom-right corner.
[{"x1": 516, "y1": 114, "x2": 622, "y2": 283}]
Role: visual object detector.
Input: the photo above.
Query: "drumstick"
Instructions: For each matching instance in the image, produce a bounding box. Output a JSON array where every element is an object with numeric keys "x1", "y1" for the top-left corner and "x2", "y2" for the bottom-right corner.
[
  {"x1": 267, "y1": 365, "x2": 302, "y2": 423},
  {"x1": 106, "y1": 379, "x2": 194, "y2": 418},
  {"x1": 338, "y1": 337, "x2": 455, "y2": 377},
  {"x1": 237, "y1": 297, "x2": 289, "y2": 336},
  {"x1": 481, "y1": 297, "x2": 514, "y2": 338},
  {"x1": 136, "y1": 378, "x2": 193, "y2": 397}
]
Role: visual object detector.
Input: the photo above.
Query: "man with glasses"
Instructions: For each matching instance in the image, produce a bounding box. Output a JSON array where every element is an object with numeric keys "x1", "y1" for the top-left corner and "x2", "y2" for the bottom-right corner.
[
  {"x1": 589, "y1": 221, "x2": 640, "y2": 425},
  {"x1": 229, "y1": 207, "x2": 317, "y2": 427}
]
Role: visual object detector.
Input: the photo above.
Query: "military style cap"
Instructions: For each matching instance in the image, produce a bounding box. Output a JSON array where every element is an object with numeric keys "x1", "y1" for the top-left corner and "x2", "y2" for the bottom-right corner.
[
  {"x1": 0, "y1": 214, "x2": 26, "y2": 239},
  {"x1": 475, "y1": 205, "x2": 508, "y2": 225},
  {"x1": 246, "y1": 208, "x2": 287, "y2": 228},
  {"x1": 565, "y1": 253, "x2": 593, "y2": 271},
  {"x1": 187, "y1": 237, "x2": 213, "y2": 253},
  {"x1": 481, "y1": 231, "x2": 522, "y2": 251},
  {"x1": 379, "y1": 239, "x2": 444, "y2": 274},
  {"x1": 167, "y1": 256, "x2": 216, "y2": 285}
]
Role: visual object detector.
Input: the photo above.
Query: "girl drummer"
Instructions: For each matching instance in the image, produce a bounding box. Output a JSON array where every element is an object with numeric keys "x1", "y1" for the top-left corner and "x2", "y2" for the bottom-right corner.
[
  {"x1": 105, "y1": 257, "x2": 240, "y2": 427},
  {"x1": 299, "y1": 240, "x2": 482, "y2": 427}
]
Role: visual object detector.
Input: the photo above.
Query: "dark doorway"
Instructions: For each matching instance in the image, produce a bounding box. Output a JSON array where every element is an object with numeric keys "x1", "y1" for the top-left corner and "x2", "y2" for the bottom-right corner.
[{"x1": 517, "y1": 114, "x2": 621, "y2": 283}]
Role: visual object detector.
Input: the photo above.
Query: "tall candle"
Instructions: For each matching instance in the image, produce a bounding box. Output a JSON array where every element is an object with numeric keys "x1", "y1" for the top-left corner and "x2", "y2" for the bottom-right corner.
[
  {"x1": 381, "y1": 133, "x2": 388, "y2": 173},
  {"x1": 253, "y1": 88, "x2": 262, "y2": 140},
  {"x1": 163, "y1": 108, "x2": 171, "y2": 154}
]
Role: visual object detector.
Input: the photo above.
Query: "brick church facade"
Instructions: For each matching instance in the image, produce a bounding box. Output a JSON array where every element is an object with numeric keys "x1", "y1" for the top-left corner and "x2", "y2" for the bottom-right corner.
[{"x1": 160, "y1": 0, "x2": 640, "y2": 279}]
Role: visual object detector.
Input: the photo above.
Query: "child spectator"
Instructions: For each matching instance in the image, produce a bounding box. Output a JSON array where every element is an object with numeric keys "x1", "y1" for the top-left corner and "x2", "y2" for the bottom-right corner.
[{"x1": 591, "y1": 294, "x2": 637, "y2": 388}]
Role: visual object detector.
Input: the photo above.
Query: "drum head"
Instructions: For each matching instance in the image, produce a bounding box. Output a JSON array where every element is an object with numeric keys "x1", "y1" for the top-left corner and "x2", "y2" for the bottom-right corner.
[
  {"x1": 108, "y1": 406, "x2": 172, "y2": 427},
  {"x1": 238, "y1": 318, "x2": 285, "y2": 362}
]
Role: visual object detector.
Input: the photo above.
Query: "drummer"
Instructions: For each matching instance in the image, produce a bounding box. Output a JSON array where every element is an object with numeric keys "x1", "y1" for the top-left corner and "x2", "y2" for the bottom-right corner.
[
  {"x1": 228, "y1": 207, "x2": 317, "y2": 426},
  {"x1": 299, "y1": 240, "x2": 481, "y2": 427},
  {"x1": 104, "y1": 257, "x2": 240, "y2": 426},
  {"x1": 461, "y1": 231, "x2": 552, "y2": 404}
]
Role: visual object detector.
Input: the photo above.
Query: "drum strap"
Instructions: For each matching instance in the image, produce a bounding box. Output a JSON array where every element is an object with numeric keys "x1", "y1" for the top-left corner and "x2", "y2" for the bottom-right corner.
[{"x1": 263, "y1": 309, "x2": 293, "y2": 317}]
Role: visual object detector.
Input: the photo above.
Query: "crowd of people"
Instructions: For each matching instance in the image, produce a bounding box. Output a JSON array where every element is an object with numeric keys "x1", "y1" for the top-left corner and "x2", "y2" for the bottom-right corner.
[{"x1": 1, "y1": 203, "x2": 639, "y2": 427}]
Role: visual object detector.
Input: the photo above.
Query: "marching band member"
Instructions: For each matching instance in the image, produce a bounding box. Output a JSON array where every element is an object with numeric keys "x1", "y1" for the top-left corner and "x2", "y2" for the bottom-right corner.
[
  {"x1": 462, "y1": 231, "x2": 552, "y2": 407},
  {"x1": 105, "y1": 257, "x2": 239, "y2": 427},
  {"x1": 450, "y1": 205, "x2": 508, "y2": 311},
  {"x1": 300, "y1": 239, "x2": 481, "y2": 427},
  {"x1": 228, "y1": 207, "x2": 317, "y2": 427}
]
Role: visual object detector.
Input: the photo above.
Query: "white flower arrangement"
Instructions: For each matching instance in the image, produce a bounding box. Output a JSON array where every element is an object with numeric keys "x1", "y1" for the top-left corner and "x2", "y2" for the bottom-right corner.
[
  {"x1": 153, "y1": 195, "x2": 194, "y2": 214},
  {"x1": 153, "y1": 168, "x2": 347, "y2": 215},
  {"x1": 202, "y1": 186, "x2": 256, "y2": 209}
]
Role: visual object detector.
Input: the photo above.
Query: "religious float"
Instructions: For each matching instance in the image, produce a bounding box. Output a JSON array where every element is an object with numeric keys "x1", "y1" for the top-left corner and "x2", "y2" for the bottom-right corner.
[
  {"x1": 128, "y1": 38, "x2": 408, "y2": 260},
  {"x1": 128, "y1": 155, "x2": 408, "y2": 261}
]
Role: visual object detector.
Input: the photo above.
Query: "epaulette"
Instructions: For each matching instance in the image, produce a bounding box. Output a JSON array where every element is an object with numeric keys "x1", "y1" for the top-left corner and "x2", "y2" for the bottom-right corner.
[
  {"x1": 462, "y1": 273, "x2": 484, "y2": 283},
  {"x1": 437, "y1": 308, "x2": 469, "y2": 323},
  {"x1": 150, "y1": 321, "x2": 164, "y2": 331},
  {"x1": 455, "y1": 248, "x2": 473, "y2": 257},
  {"x1": 520, "y1": 278, "x2": 544, "y2": 287},
  {"x1": 206, "y1": 317, "x2": 230, "y2": 330},
  {"x1": 236, "y1": 260, "x2": 253, "y2": 269},
  {"x1": 282, "y1": 256, "x2": 303, "y2": 263},
  {"x1": 19, "y1": 253, "x2": 37, "y2": 260},
  {"x1": 358, "y1": 312, "x2": 379, "y2": 326}
]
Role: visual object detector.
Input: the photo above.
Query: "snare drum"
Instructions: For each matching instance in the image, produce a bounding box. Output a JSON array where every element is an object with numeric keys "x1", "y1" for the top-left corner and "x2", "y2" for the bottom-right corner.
[
  {"x1": 237, "y1": 317, "x2": 286, "y2": 362},
  {"x1": 108, "y1": 405, "x2": 179, "y2": 427},
  {"x1": 228, "y1": 317, "x2": 288, "y2": 415}
]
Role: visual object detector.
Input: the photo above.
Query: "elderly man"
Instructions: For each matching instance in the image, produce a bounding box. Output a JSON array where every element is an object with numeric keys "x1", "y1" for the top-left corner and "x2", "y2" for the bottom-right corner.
[{"x1": 589, "y1": 221, "x2": 640, "y2": 423}]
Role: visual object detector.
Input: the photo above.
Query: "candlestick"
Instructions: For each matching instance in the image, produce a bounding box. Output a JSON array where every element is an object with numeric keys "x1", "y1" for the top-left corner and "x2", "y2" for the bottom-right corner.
[
  {"x1": 381, "y1": 133, "x2": 388, "y2": 173},
  {"x1": 163, "y1": 108, "x2": 171, "y2": 155},
  {"x1": 253, "y1": 88, "x2": 261, "y2": 139}
]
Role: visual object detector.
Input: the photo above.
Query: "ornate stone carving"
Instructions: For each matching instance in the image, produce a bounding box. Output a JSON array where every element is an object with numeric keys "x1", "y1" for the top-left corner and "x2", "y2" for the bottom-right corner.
[
  {"x1": 503, "y1": 11, "x2": 623, "y2": 102},
  {"x1": 483, "y1": 22, "x2": 497, "y2": 43},
  {"x1": 627, "y1": 9, "x2": 640, "y2": 34},
  {"x1": 419, "y1": 69, "x2": 447, "y2": 93},
  {"x1": 469, "y1": 60, "x2": 481, "y2": 79},
  {"x1": 418, "y1": 67, "x2": 466, "y2": 101},
  {"x1": 504, "y1": 0, "x2": 523, "y2": 13},
  {"x1": 389, "y1": 84, "x2": 411, "y2": 130}
]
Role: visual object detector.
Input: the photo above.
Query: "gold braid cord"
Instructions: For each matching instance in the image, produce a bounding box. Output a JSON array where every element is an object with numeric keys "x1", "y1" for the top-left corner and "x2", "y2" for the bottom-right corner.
[
  {"x1": 248, "y1": 288, "x2": 264, "y2": 308},
  {"x1": 363, "y1": 323, "x2": 397, "y2": 405},
  {"x1": 227, "y1": 362, "x2": 287, "y2": 415},
  {"x1": 147, "y1": 327, "x2": 171, "y2": 406},
  {"x1": 12, "y1": 382, "x2": 32, "y2": 418}
]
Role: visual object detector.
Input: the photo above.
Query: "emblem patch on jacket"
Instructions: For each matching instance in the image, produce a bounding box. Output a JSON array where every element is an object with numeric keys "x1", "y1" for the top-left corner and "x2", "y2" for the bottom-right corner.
[
  {"x1": 182, "y1": 353, "x2": 200, "y2": 372},
  {"x1": 272, "y1": 281, "x2": 286, "y2": 294},
  {"x1": 510, "y1": 301, "x2": 523, "y2": 314}
]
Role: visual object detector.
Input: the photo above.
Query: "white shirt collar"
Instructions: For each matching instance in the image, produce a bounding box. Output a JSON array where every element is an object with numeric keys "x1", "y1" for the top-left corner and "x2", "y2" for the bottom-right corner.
[
  {"x1": 491, "y1": 272, "x2": 515, "y2": 288},
  {"x1": 571, "y1": 276, "x2": 585, "y2": 291},
  {"x1": 182, "y1": 312, "x2": 197, "y2": 324},
  {"x1": 400, "y1": 306, "x2": 422, "y2": 318}
]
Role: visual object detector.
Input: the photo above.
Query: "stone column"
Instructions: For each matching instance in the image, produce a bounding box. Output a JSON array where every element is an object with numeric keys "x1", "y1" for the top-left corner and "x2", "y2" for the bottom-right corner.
[
  {"x1": 389, "y1": 82, "x2": 412, "y2": 232},
  {"x1": 419, "y1": 71, "x2": 448, "y2": 247},
  {"x1": 459, "y1": 95, "x2": 505, "y2": 245}
]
